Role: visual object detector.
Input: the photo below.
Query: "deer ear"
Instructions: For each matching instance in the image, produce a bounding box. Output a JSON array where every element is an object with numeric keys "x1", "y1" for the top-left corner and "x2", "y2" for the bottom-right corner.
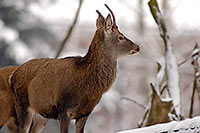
[
  {"x1": 96, "y1": 10, "x2": 105, "y2": 29},
  {"x1": 105, "y1": 14, "x2": 112, "y2": 33}
]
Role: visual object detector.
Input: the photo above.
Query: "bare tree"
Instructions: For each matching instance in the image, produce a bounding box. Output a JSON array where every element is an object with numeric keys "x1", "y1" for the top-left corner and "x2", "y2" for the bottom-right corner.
[{"x1": 148, "y1": 0, "x2": 181, "y2": 119}]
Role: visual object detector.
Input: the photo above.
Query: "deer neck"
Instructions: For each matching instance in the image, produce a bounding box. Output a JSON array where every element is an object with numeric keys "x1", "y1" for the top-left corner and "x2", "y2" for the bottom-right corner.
[
  {"x1": 75, "y1": 35, "x2": 117, "y2": 93},
  {"x1": 76, "y1": 30, "x2": 117, "y2": 69},
  {"x1": 88, "y1": 42, "x2": 117, "y2": 93}
]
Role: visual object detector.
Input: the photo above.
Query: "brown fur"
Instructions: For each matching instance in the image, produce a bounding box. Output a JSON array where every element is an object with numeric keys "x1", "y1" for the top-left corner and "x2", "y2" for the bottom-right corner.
[
  {"x1": 0, "y1": 66, "x2": 47, "y2": 133},
  {"x1": 10, "y1": 5, "x2": 140, "y2": 133},
  {"x1": 0, "y1": 66, "x2": 17, "y2": 133}
]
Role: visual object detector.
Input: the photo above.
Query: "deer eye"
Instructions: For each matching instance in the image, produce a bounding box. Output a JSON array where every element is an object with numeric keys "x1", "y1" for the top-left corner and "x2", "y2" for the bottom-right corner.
[{"x1": 118, "y1": 35, "x2": 124, "y2": 41}]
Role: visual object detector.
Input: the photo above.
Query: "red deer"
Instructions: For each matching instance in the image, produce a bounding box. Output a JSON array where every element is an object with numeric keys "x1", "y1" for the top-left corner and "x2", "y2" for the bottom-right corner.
[
  {"x1": 0, "y1": 66, "x2": 47, "y2": 133},
  {"x1": 0, "y1": 66, "x2": 18, "y2": 133},
  {"x1": 10, "y1": 4, "x2": 140, "y2": 133}
]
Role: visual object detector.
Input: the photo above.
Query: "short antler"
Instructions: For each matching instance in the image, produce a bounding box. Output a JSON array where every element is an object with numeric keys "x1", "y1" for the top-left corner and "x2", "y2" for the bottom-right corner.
[
  {"x1": 104, "y1": 4, "x2": 118, "y2": 29},
  {"x1": 96, "y1": 10, "x2": 103, "y2": 17}
]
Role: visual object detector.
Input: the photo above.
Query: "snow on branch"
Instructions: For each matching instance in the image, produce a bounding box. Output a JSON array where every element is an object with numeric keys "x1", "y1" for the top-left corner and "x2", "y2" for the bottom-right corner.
[
  {"x1": 148, "y1": 0, "x2": 181, "y2": 117},
  {"x1": 117, "y1": 116, "x2": 200, "y2": 133},
  {"x1": 154, "y1": 62, "x2": 165, "y2": 95}
]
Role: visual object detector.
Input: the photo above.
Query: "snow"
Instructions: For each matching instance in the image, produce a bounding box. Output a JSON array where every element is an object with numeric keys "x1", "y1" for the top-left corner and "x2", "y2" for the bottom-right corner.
[
  {"x1": 165, "y1": 46, "x2": 181, "y2": 116},
  {"x1": 152, "y1": 6, "x2": 164, "y2": 37},
  {"x1": 196, "y1": 72, "x2": 200, "y2": 77},
  {"x1": 192, "y1": 48, "x2": 200, "y2": 57},
  {"x1": 117, "y1": 116, "x2": 200, "y2": 133},
  {"x1": 161, "y1": 97, "x2": 172, "y2": 102},
  {"x1": 154, "y1": 62, "x2": 165, "y2": 95}
]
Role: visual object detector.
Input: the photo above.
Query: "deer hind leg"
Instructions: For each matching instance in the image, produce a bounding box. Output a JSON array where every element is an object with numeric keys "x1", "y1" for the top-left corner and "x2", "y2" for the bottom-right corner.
[
  {"x1": 12, "y1": 91, "x2": 34, "y2": 133},
  {"x1": 75, "y1": 113, "x2": 90, "y2": 133},
  {"x1": 16, "y1": 106, "x2": 34, "y2": 133},
  {"x1": 6, "y1": 117, "x2": 18, "y2": 133},
  {"x1": 58, "y1": 111, "x2": 71, "y2": 133},
  {"x1": 29, "y1": 113, "x2": 48, "y2": 133}
]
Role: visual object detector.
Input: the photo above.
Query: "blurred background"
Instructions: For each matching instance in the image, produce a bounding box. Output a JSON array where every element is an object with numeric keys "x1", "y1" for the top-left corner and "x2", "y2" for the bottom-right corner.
[{"x1": 0, "y1": 0, "x2": 200, "y2": 132}]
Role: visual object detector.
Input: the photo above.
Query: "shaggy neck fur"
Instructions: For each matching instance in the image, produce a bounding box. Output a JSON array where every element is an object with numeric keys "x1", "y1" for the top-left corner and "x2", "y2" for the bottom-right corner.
[{"x1": 75, "y1": 29, "x2": 117, "y2": 94}]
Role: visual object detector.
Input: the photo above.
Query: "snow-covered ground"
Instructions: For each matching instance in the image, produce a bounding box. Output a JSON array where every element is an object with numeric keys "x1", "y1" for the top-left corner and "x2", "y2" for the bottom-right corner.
[{"x1": 118, "y1": 116, "x2": 200, "y2": 133}]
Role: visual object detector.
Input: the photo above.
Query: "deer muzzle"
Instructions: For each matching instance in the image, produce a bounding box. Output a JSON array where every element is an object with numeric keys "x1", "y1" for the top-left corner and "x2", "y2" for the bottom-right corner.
[{"x1": 129, "y1": 44, "x2": 140, "y2": 55}]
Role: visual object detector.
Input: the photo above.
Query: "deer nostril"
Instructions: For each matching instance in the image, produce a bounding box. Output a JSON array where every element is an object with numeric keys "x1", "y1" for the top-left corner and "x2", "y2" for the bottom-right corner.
[{"x1": 136, "y1": 45, "x2": 140, "y2": 52}]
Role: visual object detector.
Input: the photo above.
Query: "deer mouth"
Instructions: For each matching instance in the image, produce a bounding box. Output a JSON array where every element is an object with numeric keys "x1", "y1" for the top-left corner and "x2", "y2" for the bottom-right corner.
[{"x1": 129, "y1": 49, "x2": 139, "y2": 55}]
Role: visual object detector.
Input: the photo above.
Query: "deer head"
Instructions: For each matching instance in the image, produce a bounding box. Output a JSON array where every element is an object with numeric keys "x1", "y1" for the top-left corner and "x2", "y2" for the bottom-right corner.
[{"x1": 94, "y1": 4, "x2": 140, "y2": 59}]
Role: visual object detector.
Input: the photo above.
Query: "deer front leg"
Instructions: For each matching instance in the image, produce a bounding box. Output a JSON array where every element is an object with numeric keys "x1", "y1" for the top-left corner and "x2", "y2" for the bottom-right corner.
[
  {"x1": 75, "y1": 114, "x2": 90, "y2": 133},
  {"x1": 58, "y1": 111, "x2": 71, "y2": 133}
]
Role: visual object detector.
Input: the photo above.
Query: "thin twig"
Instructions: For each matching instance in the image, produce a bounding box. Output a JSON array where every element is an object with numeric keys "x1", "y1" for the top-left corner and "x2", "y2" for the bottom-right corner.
[
  {"x1": 121, "y1": 97, "x2": 146, "y2": 109},
  {"x1": 55, "y1": 0, "x2": 83, "y2": 58},
  {"x1": 138, "y1": 109, "x2": 149, "y2": 128},
  {"x1": 160, "y1": 84, "x2": 167, "y2": 95},
  {"x1": 178, "y1": 53, "x2": 193, "y2": 67},
  {"x1": 189, "y1": 79, "x2": 196, "y2": 118},
  {"x1": 178, "y1": 47, "x2": 200, "y2": 67}
]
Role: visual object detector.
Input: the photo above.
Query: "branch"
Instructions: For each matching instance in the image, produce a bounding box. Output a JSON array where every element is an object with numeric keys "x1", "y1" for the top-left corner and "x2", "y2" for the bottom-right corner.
[
  {"x1": 55, "y1": 0, "x2": 83, "y2": 58},
  {"x1": 154, "y1": 62, "x2": 165, "y2": 94},
  {"x1": 121, "y1": 97, "x2": 146, "y2": 109},
  {"x1": 148, "y1": 0, "x2": 181, "y2": 117},
  {"x1": 189, "y1": 79, "x2": 196, "y2": 118},
  {"x1": 138, "y1": 109, "x2": 149, "y2": 128},
  {"x1": 190, "y1": 43, "x2": 200, "y2": 118},
  {"x1": 178, "y1": 46, "x2": 200, "y2": 67}
]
